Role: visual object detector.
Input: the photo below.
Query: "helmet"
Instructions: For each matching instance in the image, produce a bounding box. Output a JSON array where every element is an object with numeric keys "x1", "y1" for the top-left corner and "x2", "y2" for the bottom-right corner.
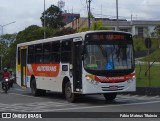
[{"x1": 3, "y1": 67, "x2": 7, "y2": 71}]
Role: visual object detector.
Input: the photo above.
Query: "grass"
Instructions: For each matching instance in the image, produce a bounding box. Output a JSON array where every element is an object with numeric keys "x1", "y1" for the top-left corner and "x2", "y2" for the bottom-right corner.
[
  {"x1": 140, "y1": 48, "x2": 160, "y2": 62},
  {"x1": 136, "y1": 64, "x2": 160, "y2": 87},
  {"x1": 136, "y1": 46, "x2": 160, "y2": 87}
]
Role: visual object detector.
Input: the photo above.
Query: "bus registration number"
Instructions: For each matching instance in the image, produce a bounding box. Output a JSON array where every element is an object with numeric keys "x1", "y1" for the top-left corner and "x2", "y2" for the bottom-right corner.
[{"x1": 109, "y1": 86, "x2": 118, "y2": 90}]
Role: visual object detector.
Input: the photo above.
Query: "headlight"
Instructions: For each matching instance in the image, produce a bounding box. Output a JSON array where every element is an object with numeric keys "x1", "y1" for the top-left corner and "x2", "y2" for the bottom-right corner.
[
  {"x1": 86, "y1": 76, "x2": 91, "y2": 80},
  {"x1": 5, "y1": 78, "x2": 9, "y2": 81},
  {"x1": 127, "y1": 74, "x2": 135, "y2": 83},
  {"x1": 86, "y1": 75, "x2": 99, "y2": 85}
]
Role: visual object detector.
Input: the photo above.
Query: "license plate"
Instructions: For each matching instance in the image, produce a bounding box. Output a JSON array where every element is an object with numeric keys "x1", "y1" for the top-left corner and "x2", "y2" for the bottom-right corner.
[{"x1": 109, "y1": 86, "x2": 118, "y2": 90}]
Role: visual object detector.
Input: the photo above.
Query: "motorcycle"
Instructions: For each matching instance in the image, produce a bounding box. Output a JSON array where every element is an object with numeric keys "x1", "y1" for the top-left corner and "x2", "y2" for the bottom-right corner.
[{"x1": 2, "y1": 77, "x2": 10, "y2": 93}]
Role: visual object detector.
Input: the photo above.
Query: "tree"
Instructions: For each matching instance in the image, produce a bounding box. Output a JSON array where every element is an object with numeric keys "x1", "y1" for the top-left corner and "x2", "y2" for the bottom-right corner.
[
  {"x1": 0, "y1": 33, "x2": 17, "y2": 70},
  {"x1": 0, "y1": 33, "x2": 17, "y2": 47},
  {"x1": 0, "y1": 33, "x2": 17, "y2": 56},
  {"x1": 16, "y1": 25, "x2": 55, "y2": 43},
  {"x1": 92, "y1": 20, "x2": 110, "y2": 30},
  {"x1": 78, "y1": 20, "x2": 110, "y2": 32},
  {"x1": 154, "y1": 25, "x2": 160, "y2": 37},
  {"x1": 40, "y1": 5, "x2": 65, "y2": 29},
  {"x1": 154, "y1": 25, "x2": 160, "y2": 48},
  {"x1": 55, "y1": 27, "x2": 76, "y2": 36},
  {"x1": 3, "y1": 25, "x2": 55, "y2": 69}
]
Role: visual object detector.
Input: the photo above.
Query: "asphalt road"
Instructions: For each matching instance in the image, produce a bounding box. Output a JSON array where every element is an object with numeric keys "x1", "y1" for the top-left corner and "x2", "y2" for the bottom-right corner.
[{"x1": 0, "y1": 83, "x2": 160, "y2": 121}]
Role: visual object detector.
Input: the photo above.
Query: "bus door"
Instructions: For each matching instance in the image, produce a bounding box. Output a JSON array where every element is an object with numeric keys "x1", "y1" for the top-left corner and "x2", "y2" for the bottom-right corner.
[
  {"x1": 72, "y1": 40, "x2": 82, "y2": 92},
  {"x1": 20, "y1": 47, "x2": 27, "y2": 87}
]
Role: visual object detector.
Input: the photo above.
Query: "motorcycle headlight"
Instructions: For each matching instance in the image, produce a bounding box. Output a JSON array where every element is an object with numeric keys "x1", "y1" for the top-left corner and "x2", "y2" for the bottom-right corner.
[{"x1": 5, "y1": 79, "x2": 9, "y2": 81}]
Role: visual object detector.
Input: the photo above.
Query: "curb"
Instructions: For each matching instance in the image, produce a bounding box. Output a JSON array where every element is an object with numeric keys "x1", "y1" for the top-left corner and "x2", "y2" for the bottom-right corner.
[{"x1": 121, "y1": 87, "x2": 160, "y2": 96}]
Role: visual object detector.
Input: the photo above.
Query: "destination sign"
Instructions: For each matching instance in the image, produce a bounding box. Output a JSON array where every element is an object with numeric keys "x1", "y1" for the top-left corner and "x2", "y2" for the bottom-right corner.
[
  {"x1": 93, "y1": 34, "x2": 125, "y2": 40},
  {"x1": 85, "y1": 32, "x2": 131, "y2": 41}
]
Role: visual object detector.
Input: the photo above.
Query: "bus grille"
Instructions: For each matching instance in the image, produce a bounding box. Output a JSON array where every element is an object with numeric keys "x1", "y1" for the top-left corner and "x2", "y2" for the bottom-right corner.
[{"x1": 101, "y1": 86, "x2": 124, "y2": 91}]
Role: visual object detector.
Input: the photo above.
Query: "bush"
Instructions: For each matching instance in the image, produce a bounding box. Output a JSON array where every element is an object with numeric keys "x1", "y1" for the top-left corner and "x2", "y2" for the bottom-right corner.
[{"x1": 133, "y1": 37, "x2": 159, "y2": 52}]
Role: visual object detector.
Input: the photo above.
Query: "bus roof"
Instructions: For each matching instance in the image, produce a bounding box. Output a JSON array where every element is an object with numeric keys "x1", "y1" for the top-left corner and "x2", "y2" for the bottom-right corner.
[{"x1": 17, "y1": 30, "x2": 131, "y2": 47}]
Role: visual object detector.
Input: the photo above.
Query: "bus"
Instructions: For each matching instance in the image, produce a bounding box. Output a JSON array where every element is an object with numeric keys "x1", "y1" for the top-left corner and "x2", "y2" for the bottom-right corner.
[{"x1": 16, "y1": 30, "x2": 135, "y2": 102}]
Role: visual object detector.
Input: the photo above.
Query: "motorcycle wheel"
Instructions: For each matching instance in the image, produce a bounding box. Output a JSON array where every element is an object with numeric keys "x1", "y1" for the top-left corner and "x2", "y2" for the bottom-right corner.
[{"x1": 5, "y1": 88, "x2": 8, "y2": 93}]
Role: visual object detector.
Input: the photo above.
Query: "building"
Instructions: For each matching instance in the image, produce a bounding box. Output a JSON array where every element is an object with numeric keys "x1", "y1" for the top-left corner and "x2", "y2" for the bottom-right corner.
[
  {"x1": 64, "y1": 17, "x2": 88, "y2": 31},
  {"x1": 65, "y1": 17, "x2": 160, "y2": 37},
  {"x1": 103, "y1": 20, "x2": 160, "y2": 37},
  {"x1": 62, "y1": 12, "x2": 80, "y2": 24}
]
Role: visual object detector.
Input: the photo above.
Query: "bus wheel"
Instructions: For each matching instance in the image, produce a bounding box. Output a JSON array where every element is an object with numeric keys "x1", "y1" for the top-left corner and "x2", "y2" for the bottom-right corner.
[
  {"x1": 103, "y1": 93, "x2": 117, "y2": 101},
  {"x1": 31, "y1": 79, "x2": 46, "y2": 96},
  {"x1": 39, "y1": 89, "x2": 46, "y2": 96},
  {"x1": 65, "y1": 81, "x2": 76, "y2": 103}
]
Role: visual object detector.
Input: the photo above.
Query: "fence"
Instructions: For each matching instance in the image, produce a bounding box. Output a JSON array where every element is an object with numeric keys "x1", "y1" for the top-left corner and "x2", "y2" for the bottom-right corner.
[{"x1": 136, "y1": 60, "x2": 160, "y2": 87}]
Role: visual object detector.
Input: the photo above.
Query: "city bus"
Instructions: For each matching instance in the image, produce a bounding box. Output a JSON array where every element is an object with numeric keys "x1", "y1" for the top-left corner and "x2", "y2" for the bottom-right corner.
[{"x1": 16, "y1": 30, "x2": 135, "y2": 102}]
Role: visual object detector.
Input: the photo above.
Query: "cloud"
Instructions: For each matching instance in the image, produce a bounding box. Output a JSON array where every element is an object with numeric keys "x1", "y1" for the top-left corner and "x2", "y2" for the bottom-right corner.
[{"x1": 0, "y1": 0, "x2": 160, "y2": 34}]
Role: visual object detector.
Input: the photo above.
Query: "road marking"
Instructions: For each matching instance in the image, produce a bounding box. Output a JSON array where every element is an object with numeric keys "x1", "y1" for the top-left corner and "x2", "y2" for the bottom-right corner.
[
  {"x1": 8, "y1": 92, "x2": 75, "y2": 105},
  {"x1": 0, "y1": 92, "x2": 160, "y2": 112},
  {"x1": 38, "y1": 100, "x2": 160, "y2": 112},
  {"x1": 8, "y1": 92, "x2": 160, "y2": 103},
  {"x1": 0, "y1": 91, "x2": 159, "y2": 112},
  {"x1": 0, "y1": 100, "x2": 78, "y2": 112}
]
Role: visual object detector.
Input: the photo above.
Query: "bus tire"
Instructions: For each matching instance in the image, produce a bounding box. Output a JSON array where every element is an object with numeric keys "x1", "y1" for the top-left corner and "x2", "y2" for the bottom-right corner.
[
  {"x1": 103, "y1": 93, "x2": 117, "y2": 101},
  {"x1": 39, "y1": 89, "x2": 46, "y2": 96},
  {"x1": 65, "y1": 81, "x2": 76, "y2": 103}
]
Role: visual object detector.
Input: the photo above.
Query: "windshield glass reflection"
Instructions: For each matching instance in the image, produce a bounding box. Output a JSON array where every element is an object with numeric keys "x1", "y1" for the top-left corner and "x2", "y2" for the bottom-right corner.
[{"x1": 84, "y1": 44, "x2": 133, "y2": 71}]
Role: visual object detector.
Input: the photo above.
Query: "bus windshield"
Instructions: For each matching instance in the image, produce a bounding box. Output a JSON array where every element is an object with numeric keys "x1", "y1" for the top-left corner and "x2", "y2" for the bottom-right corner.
[{"x1": 84, "y1": 43, "x2": 134, "y2": 71}]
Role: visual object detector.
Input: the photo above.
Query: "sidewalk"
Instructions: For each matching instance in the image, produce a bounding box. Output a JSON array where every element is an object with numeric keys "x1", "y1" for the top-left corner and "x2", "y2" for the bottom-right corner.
[{"x1": 135, "y1": 57, "x2": 160, "y2": 65}]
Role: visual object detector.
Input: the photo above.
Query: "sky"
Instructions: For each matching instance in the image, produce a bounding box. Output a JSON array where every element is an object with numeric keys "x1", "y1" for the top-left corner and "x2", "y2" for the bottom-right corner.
[{"x1": 0, "y1": 0, "x2": 160, "y2": 34}]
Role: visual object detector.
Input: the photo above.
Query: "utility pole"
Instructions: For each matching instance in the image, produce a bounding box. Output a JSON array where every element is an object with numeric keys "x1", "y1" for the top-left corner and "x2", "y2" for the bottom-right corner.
[
  {"x1": 88, "y1": 0, "x2": 92, "y2": 30},
  {"x1": 44, "y1": 0, "x2": 46, "y2": 39},
  {"x1": 116, "y1": 0, "x2": 119, "y2": 31}
]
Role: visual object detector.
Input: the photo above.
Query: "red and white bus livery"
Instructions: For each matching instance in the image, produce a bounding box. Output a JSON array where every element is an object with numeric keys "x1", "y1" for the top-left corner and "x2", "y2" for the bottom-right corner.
[{"x1": 16, "y1": 30, "x2": 136, "y2": 102}]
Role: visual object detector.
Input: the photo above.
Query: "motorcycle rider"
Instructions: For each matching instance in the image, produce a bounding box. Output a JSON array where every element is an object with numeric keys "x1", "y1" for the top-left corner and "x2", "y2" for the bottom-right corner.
[{"x1": 1, "y1": 67, "x2": 10, "y2": 88}]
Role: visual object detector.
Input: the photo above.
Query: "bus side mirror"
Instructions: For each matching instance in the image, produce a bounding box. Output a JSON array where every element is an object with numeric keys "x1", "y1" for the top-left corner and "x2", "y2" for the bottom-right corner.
[{"x1": 62, "y1": 65, "x2": 68, "y2": 71}]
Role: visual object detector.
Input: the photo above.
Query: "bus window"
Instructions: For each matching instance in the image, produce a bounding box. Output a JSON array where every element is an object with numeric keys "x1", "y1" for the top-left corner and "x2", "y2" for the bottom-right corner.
[
  {"x1": 61, "y1": 40, "x2": 72, "y2": 63},
  {"x1": 43, "y1": 42, "x2": 51, "y2": 63},
  {"x1": 28, "y1": 45, "x2": 35, "y2": 64},
  {"x1": 51, "y1": 41, "x2": 60, "y2": 63},
  {"x1": 35, "y1": 44, "x2": 43, "y2": 63}
]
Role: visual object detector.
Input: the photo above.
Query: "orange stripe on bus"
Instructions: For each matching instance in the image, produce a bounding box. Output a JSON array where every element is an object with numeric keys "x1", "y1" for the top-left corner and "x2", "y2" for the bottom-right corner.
[{"x1": 27, "y1": 64, "x2": 60, "y2": 77}]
